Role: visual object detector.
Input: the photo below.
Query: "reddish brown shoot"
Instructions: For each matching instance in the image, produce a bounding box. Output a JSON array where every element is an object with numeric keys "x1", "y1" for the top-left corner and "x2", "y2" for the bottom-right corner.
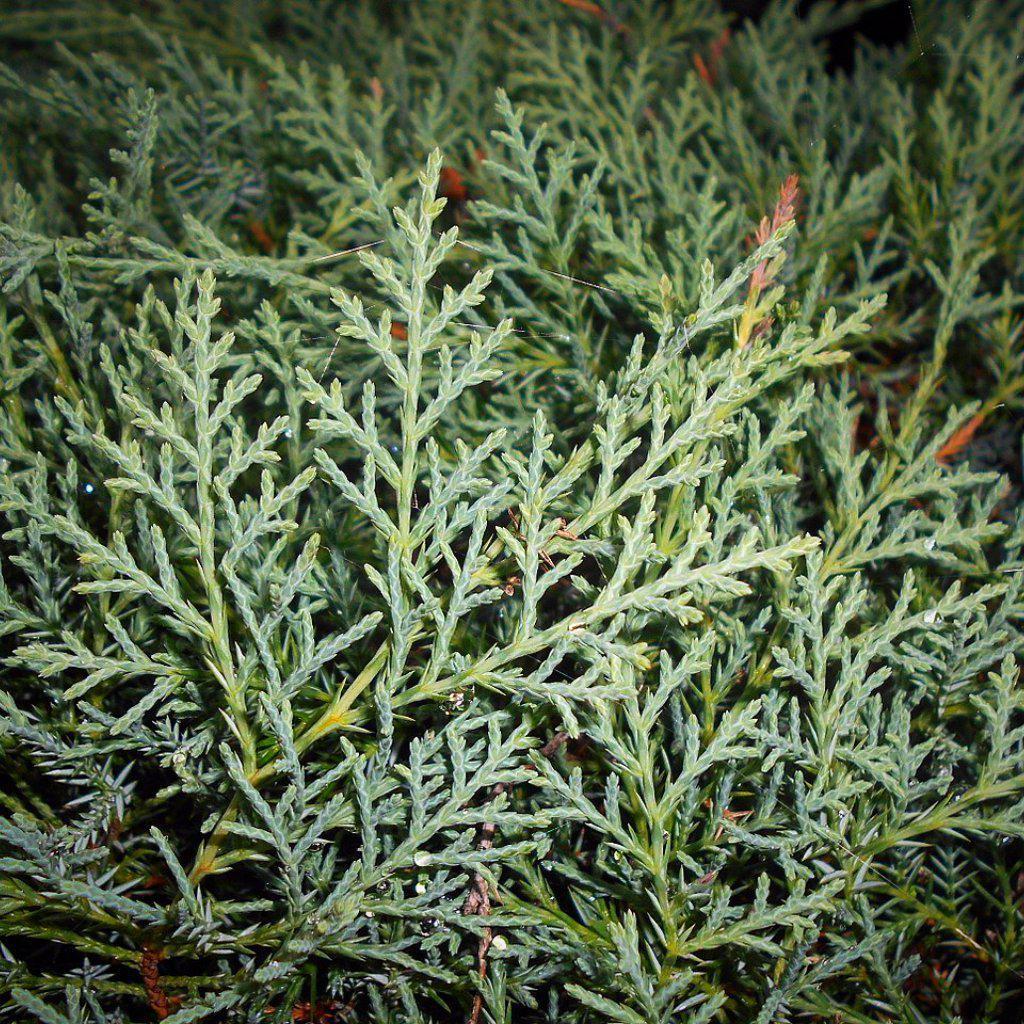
[
  {"x1": 936, "y1": 413, "x2": 984, "y2": 463},
  {"x1": 736, "y1": 174, "x2": 801, "y2": 348},
  {"x1": 140, "y1": 945, "x2": 179, "y2": 1021},
  {"x1": 555, "y1": 0, "x2": 628, "y2": 34},
  {"x1": 439, "y1": 166, "x2": 469, "y2": 205},
  {"x1": 750, "y1": 174, "x2": 800, "y2": 293},
  {"x1": 694, "y1": 28, "x2": 731, "y2": 87}
]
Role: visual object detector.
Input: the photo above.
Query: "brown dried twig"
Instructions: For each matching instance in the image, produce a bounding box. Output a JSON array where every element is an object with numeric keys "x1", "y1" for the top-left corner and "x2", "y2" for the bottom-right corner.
[
  {"x1": 463, "y1": 731, "x2": 569, "y2": 1024},
  {"x1": 140, "y1": 944, "x2": 177, "y2": 1021}
]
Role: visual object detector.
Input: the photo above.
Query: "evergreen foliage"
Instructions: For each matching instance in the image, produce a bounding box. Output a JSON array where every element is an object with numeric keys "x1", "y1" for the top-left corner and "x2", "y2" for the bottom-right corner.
[{"x1": 1, "y1": 1, "x2": 1023, "y2": 1021}]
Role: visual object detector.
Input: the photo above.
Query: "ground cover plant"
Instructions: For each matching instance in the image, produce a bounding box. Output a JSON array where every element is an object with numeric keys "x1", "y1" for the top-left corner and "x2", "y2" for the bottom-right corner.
[{"x1": 1, "y1": 0, "x2": 1023, "y2": 1021}]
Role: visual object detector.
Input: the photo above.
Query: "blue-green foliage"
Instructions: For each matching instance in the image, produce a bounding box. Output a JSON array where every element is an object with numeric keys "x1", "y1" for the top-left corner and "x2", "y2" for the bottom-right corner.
[{"x1": 0, "y1": 2, "x2": 1023, "y2": 1022}]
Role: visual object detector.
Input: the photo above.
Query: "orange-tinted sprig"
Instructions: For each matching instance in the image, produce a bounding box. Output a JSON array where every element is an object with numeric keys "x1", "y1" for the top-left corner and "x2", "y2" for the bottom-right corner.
[{"x1": 736, "y1": 174, "x2": 800, "y2": 348}]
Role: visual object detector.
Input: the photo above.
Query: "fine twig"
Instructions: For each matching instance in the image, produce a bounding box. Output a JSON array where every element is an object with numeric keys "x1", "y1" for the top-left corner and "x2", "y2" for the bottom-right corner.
[{"x1": 464, "y1": 732, "x2": 570, "y2": 1024}]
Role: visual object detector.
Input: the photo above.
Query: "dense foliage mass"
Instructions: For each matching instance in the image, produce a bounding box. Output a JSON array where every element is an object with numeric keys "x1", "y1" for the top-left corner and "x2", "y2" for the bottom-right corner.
[{"x1": 1, "y1": 1, "x2": 1023, "y2": 1021}]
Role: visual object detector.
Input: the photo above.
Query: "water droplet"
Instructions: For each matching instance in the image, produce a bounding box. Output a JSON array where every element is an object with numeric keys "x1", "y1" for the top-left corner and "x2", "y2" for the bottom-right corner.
[
  {"x1": 82, "y1": 482, "x2": 95, "y2": 495},
  {"x1": 415, "y1": 882, "x2": 427, "y2": 895},
  {"x1": 923, "y1": 609, "x2": 940, "y2": 625},
  {"x1": 491, "y1": 935, "x2": 507, "y2": 951},
  {"x1": 364, "y1": 910, "x2": 374, "y2": 918},
  {"x1": 924, "y1": 537, "x2": 936, "y2": 551},
  {"x1": 284, "y1": 427, "x2": 293, "y2": 438},
  {"x1": 414, "y1": 851, "x2": 432, "y2": 867}
]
